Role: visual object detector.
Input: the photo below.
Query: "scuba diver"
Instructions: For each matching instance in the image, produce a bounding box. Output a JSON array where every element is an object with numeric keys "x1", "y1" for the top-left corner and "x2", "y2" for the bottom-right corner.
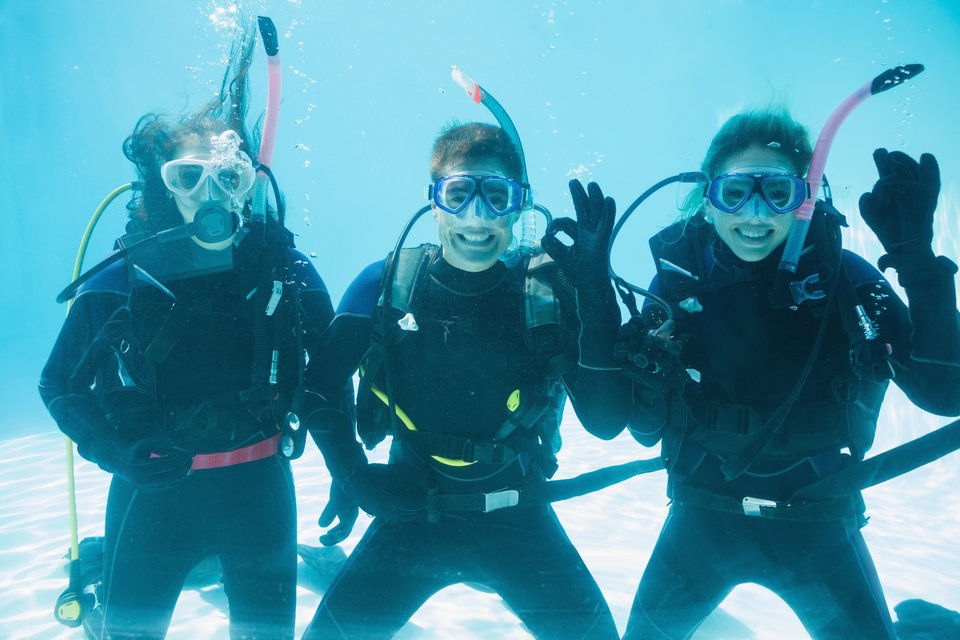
[
  {"x1": 547, "y1": 107, "x2": 960, "y2": 639},
  {"x1": 39, "y1": 24, "x2": 332, "y2": 640},
  {"x1": 300, "y1": 121, "x2": 620, "y2": 639}
]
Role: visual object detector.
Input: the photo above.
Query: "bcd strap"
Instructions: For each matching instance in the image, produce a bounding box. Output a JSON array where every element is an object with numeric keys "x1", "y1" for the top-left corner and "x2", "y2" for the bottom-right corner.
[
  {"x1": 359, "y1": 245, "x2": 567, "y2": 449},
  {"x1": 719, "y1": 206, "x2": 852, "y2": 479},
  {"x1": 399, "y1": 430, "x2": 523, "y2": 466},
  {"x1": 141, "y1": 296, "x2": 198, "y2": 365},
  {"x1": 379, "y1": 243, "x2": 437, "y2": 313},
  {"x1": 357, "y1": 245, "x2": 438, "y2": 448},
  {"x1": 683, "y1": 397, "x2": 858, "y2": 459},
  {"x1": 791, "y1": 415, "x2": 960, "y2": 503},
  {"x1": 523, "y1": 252, "x2": 564, "y2": 354},
  {"x1": 670, "y1": 482, "x2": 865, "y2": 523},
  {"x1": 422, "y1": 457, "x2": 664, "y2": 514},
  {"x1": 249, "y1": 232, "x2": 284, "y2": 387},
  {"x1": 384, "y1": 389, "x2": 558, "y2": 474}
]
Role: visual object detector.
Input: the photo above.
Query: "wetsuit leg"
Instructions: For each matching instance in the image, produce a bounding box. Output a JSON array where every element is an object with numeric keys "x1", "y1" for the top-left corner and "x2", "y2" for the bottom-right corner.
[
  {"x1": 101, "y1": 477, "x2": 201, "y2": 640},
  {"x1": 482, "y1": 507, "x2": 619, "y2": 640},
  {"x1": 215, "y1": 457, "x2": 298, "y2": 640},
  {"x1": 302, "y1": 518, "x2": 450, "y2": 640},
  {"x1": 761, "y1": 521, "x2": 895, "y2": 640},
  {"x1": 623, "y1": 509, "x2": 740, "y2": 640}
]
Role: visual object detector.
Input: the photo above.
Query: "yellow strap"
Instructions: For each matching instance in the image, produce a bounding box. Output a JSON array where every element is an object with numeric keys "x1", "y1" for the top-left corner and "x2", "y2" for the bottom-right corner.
[{"x1": 368, "y1": 383, "x2": 474, "y2": 467}]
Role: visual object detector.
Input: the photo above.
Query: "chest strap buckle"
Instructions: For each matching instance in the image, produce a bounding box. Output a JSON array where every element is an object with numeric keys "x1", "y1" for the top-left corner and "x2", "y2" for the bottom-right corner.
[
  {"x1": 484, "y1": 489, "x2": 520, "y2": 512},
  {"x1": 741, "y1": 496, "x2": 778, "y2": 517}
]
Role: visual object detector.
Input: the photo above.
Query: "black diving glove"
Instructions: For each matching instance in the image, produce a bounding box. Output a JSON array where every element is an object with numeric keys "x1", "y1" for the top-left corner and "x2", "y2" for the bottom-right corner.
[
  {"x1": 340, "y1": 463, "x2": 424, "y2": 522},
  {"x1": 542, "y1": 180, "x2": 616, "y2": 291},
  {"x1": 615, "y1": 314, "x2": 684, "y2": 397},
  {"x1": 543, "y1": 180, "x2": 621, "y2": 368},
  {"x1": 859, "y1": 149, "x2": 960, "y2": 365},
  {"x1": 317, "y1": 480, "x2": 359, "y2": 546},
  {"x1": 47, "y1": 389, "x2": 192, "y2": 492},
  {"x1": 86, "y1": 433, "x2": 193, "y2": 492},
  {"x1": 859, "y1": 149, "x2": 941, "y2": 278}
]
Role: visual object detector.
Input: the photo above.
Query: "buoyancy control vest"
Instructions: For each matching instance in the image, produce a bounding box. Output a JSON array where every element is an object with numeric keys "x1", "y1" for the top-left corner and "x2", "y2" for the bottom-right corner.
[
  {"x1": 647, "y1": 209, "x2": 890, "y2": 467},
  {"x1": 355, "y1": 243, "x2": 576, "y2": 477},
  {"x1": 101, "y1": 224, "x2": 309, "y2": 457}
]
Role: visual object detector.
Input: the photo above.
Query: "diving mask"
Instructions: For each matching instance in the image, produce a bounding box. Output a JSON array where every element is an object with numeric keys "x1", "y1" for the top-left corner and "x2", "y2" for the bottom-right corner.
[
  {"x1": 706, "y1": 173, "x2": 809, "y2": 215},
  {"x1": 161, "y1": 155, "x2": 256, "y2": 198},
  {"x1": 430, "y1": 175, "x2": 528, "y2": 216}
]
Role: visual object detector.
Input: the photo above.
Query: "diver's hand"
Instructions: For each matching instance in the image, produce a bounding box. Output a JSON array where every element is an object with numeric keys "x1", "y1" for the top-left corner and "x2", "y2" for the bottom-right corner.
[
  {"x1": 542, "y1": 180, "x2": 616, "y2": 291},
  {"x1": 859, "y1": 149, "x2": 940, "y2": 271},
  {"x1": 342, "y1": 463, "x2": 423, "y2": 522},
  {"x1": 615, "y1": 316, "x2": 683, "y2": 395},
  {"x1": 317, "y1": 480, "x2": 359, "y2": 546},
  {"x1": 85, "y1": 434, "x2": 193, "y2": 492}
]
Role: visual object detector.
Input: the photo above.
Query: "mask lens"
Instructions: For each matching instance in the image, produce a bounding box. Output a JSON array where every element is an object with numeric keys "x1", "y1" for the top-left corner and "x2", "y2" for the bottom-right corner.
[
  {"x1": 214, "y1": 165, "x2": 254, "y2": 195},
  {"x1": 761, "y1": 176, "x2": 804, "y2": 213},
  {"x1": 435, "y1": 176, "x2": 477, "y2": 213},
  {"x1": 164, "y1": 162, "x2": 208, "y2": 195},
  {"x1": 481, "y1": 178, "x2": 520, "y2": 215},
  {"x1": 219, "y1": 168, "x2": 241, "y2": 192},
  {"x1": 715, "y1": 176, "x2": 754, "y2": 212}
]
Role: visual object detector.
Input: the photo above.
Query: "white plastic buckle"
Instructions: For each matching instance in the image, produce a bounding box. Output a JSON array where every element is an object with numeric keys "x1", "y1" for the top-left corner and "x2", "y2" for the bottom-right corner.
[
  {"x1": 484, "y1": 490, "x2": 520, "y2": 512},
  {"x1": 265, "y1": 280, "x2": 283, "y2": 316},
  {"x1": 742, "y1": 496, "x2": 778, "y2": 517}
]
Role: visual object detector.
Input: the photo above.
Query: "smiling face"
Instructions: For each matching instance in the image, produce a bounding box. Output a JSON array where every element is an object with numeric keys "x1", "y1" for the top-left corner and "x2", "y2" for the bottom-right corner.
[
  {"x1": 705, "y1": 145, "x2": 798, "y2": 262},
  {"x1": 433, "y1": 157, "x2": 518, "y2": 272}
]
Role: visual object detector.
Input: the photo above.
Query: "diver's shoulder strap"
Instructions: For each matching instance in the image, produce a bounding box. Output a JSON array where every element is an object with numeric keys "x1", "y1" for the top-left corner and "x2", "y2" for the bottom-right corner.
[
  {"x1": 378, "y1": 243, "x2": 439, "y2": 314},
  {"x1": 357, "y1": 244, "x2": 439, "y2": 447},
  {"x1": 648, "y1": 215, "x2": 711, "y2": 307},
  {"x1": 522, "y1": 251, "x2": 567, "y2": 359}
]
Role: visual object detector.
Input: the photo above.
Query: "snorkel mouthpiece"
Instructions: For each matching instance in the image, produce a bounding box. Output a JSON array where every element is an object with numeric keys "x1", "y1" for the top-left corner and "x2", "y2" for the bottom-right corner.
[
  {"x1": 257, "y1": 16, "x2": 279, "y2": 56},
  {"x1": 451, "y1": 67, "x2": 483, "y2": 104},
  {"x1": 777, "y1": 63, "x2": 924, "y2": 276},
  {"x1": 871, "y1": 64, "x2": 924, "y2": 95}
]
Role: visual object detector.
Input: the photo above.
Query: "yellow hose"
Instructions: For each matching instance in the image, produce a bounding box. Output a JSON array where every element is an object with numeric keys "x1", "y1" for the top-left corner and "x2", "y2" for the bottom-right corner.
[{"x1": 64, "y1": 183, "x2": 133, "y2": 562}]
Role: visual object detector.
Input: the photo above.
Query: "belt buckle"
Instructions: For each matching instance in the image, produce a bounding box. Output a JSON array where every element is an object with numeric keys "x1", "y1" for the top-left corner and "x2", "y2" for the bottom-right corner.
[
  {"x1": 483, "y1": 490, "x2": 519, "y2": 512},
  {"x1": 742, "y1": 496, "x2": 778, "y2": 517}
]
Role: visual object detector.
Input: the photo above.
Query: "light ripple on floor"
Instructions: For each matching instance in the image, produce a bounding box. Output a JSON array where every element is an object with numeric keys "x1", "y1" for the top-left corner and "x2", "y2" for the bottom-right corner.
[{"x1": 1, "y1": 401, "x2": 958, "y2": 639}]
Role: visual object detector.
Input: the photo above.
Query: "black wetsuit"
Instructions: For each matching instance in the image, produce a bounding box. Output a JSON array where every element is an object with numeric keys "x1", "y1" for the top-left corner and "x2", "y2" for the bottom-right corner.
[
  {"x1": 582, "y1": 223, "x2": 960, "y2": 640},
  {"x1": 302, "y1": 251, "x2": 619, "y2": 640},
  {"x1": 40, "y1": 234, "x2": 334, "y2": 640}
]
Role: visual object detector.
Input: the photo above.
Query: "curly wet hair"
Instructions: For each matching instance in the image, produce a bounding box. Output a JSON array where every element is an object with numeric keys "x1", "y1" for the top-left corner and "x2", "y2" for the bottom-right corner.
[{"x1": 122, "y1": 30, "x2": 258, "y2": 235}]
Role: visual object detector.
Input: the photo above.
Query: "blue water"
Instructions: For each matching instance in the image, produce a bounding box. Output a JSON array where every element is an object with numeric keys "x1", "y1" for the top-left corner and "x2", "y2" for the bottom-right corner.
[{"x1": 2, "y1": 1, "x2": 959, "y2": 637}]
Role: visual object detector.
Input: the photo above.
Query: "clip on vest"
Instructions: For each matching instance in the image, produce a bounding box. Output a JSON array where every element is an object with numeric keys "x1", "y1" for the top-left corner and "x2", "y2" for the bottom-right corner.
[{"x1": 789, "y1": 273, "x2": 827, "y2": 306}]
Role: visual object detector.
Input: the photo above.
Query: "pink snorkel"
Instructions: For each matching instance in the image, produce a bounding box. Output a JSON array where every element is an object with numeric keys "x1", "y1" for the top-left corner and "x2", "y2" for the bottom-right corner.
[
  {"x1": 252, "y1": 16, "x2": 281, "y2": 225},
  {"x1": 778, "y1": 64, "x2": 924, "y2": 276}
]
